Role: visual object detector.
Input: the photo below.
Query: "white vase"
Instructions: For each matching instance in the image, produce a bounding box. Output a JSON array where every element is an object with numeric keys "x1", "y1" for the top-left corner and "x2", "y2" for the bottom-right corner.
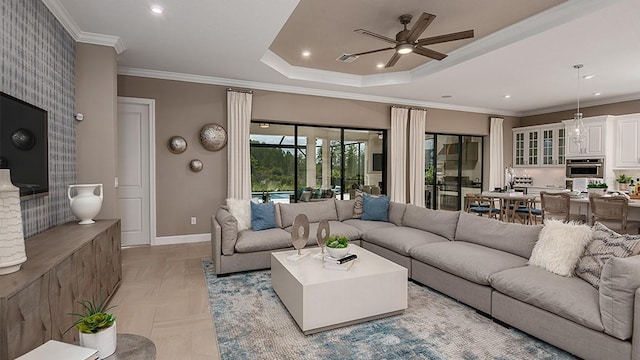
[
  {"x1": 68, "y1": 184, "x2": 103, "y2": 225},
  {"x1": 0, "y1": 169, "x2": 27, "y2": 275},
  {"x1": 79, "y1": 322, "x2": 117, "y2": 359}
]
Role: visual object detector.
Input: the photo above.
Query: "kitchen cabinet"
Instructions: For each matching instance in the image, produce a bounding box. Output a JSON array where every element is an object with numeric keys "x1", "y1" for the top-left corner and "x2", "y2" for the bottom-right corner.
[
  {"x1": 614, "y1": 114, "x2": 640, "y2": 168},
  {"x1": 563, "y1": 116, "x2": 610, "y2": 158},
  {"x1": 513, "y1": 123, "x2": 564, "y2": 167}
]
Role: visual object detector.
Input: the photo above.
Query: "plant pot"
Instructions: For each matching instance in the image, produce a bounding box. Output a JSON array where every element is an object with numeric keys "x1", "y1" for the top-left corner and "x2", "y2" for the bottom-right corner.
[
  {"x1": 618, "y1": 183, "x2": 630, "y2": 191},
  {"x1": 79, "y1": 322, "x2": 117, "y2": 359},
  {"x1": 587, "y1": 188, "x2": 607, "y2": 196}
]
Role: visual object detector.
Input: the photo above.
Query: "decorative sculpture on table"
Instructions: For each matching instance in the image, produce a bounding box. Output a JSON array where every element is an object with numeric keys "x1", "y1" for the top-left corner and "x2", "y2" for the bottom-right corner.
[
  {"x1": 288, "y1": 214, "x2": 310, "y2": 261},
  {"x1": 313, "y1": 219, "x2": 330, "y2": 260}
]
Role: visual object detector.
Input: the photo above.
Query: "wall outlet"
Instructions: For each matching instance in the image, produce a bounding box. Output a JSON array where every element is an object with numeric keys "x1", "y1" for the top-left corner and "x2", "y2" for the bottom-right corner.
[{"x1": 190, "y1": 217, "x2": 197, "y2": 225}]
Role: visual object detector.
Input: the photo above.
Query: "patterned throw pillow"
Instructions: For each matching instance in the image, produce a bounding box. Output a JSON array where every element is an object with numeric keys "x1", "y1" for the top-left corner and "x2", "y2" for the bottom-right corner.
[
  {"x1": 575, "y1": 222, "x2": 640, "y2": 289},
  {"x1": 352, "y1": 190, "x2": 364, "y2": 219}
]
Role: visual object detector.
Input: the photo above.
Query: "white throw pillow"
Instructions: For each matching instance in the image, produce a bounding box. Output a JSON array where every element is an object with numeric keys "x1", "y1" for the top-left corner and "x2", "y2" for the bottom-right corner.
[
  {"x1": 226, "y1": 198, "x2": 251, "y2": 231},
  {"x1": 528, "y1": 219, "x2": 593, "y2": 277}
]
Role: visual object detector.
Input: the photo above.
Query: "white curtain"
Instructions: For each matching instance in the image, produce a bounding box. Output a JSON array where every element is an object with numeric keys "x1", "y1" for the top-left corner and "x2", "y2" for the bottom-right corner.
[
  {"x1": 227, "y1": 90, "x2": 253, "y2": 199},
  {"x1": 489, "y1": 117, "x2": 504, "y2": 191},
  {"x1": 390, "y1": 107, "x2": 409, "y2": 203},
  {"x1": 409, "y1": 109, "x2": 426, "y2": 207}
]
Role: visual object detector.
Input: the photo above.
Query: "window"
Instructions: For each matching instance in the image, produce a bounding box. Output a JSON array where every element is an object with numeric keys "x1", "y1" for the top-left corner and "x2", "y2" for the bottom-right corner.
[{"x1": 250, "y1": 123, "x2": 386, "y2": 203}]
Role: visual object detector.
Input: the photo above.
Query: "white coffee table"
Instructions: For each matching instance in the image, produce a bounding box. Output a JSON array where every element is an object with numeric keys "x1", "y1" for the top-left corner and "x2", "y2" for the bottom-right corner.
[{"x1": 271, "y1": 244, "x2": 408, "y2": 335}]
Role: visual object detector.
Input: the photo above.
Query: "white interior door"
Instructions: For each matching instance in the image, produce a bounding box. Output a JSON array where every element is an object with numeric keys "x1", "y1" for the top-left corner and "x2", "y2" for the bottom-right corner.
[{"x1": 117, "y1": 97, "x2": 155, "y2": 246}]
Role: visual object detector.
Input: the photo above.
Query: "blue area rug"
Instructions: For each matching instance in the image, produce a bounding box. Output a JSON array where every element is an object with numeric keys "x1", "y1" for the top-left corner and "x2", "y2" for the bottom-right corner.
[{"x1": 203, "y1": 259, "x2": 574, "y2": 360}]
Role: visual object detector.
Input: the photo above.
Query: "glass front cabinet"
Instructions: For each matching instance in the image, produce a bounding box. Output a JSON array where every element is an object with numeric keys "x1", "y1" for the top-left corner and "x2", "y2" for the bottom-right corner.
[{"x1": 513, "y1": 123, "x2": 565, "y2": 167}]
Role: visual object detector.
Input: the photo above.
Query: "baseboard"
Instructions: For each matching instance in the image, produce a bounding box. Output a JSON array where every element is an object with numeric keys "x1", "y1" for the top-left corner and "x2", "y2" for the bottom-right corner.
[{"x1": 153, "y1": 233, "x2": 210, "y2": 246}]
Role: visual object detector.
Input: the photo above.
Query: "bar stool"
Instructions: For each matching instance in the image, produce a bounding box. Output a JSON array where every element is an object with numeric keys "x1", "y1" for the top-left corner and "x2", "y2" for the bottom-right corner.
[
  {"x1": 589, "y1": 195, "x2": 640, "y2": 234},
  {"x1": 540, "y1": 191, "x2": 586, "y2": 223}
]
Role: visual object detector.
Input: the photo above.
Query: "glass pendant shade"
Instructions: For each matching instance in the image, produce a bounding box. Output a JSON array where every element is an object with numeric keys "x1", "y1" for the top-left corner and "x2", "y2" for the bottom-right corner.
[{"x1": 570, "y1": 65, "x2": 587, "y2": 151}]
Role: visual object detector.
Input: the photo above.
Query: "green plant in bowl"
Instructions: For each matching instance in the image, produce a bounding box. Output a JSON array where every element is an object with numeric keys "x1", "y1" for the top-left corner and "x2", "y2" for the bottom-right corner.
[{"x1": 325, "y1": 235, "x2": 350, "y2": 258}]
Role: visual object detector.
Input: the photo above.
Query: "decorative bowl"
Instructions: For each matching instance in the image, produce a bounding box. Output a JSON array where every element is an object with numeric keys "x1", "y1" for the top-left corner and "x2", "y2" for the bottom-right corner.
[{"x1": 326, "y1": 244, "x2": 351, "y2": 258}]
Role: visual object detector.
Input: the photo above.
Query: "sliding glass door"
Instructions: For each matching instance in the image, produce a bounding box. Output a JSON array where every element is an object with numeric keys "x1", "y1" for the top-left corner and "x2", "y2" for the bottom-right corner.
[{"x1": 425, "y1": 133, "x2": 483, "y2": 210}]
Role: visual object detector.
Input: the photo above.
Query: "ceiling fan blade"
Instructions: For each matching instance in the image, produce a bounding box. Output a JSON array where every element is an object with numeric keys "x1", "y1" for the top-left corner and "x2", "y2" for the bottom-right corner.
[
  {"x1": 354, "y1": 29, "x2": 399, "y2": 45},
  {"x1": 417, "y1": 30, "x2": 474, "y2": 46},
  {"x1": 406, "y1": 12, "x2": 436, "y2": 43},
  {"x1": 349, "y1": 47, "x2": 395, "y2": 57},
  {"x1": 413, "y1": 46, "x2": 447, "y2": 61},
  {"x1": 385, "y1": 52, "x2": 402, "y2": 68}
]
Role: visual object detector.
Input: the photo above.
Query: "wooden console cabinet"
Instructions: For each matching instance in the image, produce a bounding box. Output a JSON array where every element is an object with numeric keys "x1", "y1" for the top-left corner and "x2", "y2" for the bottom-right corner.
[{"x1": 0, "y1": 220, "x2": 121, "y2": 360}]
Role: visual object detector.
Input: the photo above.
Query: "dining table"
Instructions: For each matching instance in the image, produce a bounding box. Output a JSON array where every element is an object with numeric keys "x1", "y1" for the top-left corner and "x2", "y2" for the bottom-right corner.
[{"x1": 481, "y1": 191, "x2": 539, "y2": 223}]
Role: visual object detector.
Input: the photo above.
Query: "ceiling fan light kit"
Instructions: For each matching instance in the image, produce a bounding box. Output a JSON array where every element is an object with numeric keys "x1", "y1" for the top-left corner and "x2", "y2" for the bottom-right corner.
[{"x1": 348, "y1": 12, "x2": 474, "y2": 68}]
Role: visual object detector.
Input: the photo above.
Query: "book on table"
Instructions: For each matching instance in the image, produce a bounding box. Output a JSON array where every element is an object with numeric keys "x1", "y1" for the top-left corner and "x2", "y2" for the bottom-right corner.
[
  {"x1": 323, "y1": 254, "x2": 357, "y2": 265},
  {"x1": 16, "y1": 340, "x2": 99, "y2": 360},
  {"x1": 323, "y1": 259, "x2": 356, "y2": 271}
]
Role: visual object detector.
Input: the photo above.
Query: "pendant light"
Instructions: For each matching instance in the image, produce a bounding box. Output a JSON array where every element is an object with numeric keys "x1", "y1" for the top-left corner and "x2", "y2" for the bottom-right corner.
[{"x1": 571, "y1": 64, "x2": 588, "y2": 153}]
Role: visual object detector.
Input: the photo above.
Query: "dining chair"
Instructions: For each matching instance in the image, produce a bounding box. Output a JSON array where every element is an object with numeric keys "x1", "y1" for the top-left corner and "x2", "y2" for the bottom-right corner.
[
  {"x1": 589, "y1": 195, "x2": 640, "y2": 234},
  {"x1": 467, "y1": 194, "x2": 501, "y2": 220},
  {"x1": 540, "y1": 191, "x2": 586, "y2": 223},
  {"x1": 514, "y1": 198, "x2": 542, "y2": 225}
]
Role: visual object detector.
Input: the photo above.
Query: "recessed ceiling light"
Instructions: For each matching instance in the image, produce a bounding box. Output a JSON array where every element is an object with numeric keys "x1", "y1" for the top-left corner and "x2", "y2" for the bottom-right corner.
[
  {"x1": 583, "y1": 75, "x2": 595, "y2": 80},
  {"x1": 593, "y1": 92, "x2": 601, "y2": 96},
  {"x1": 504, "y1": 95, "x2": 511, "y2": 99},
  {"x1": 376, "y1": 63, "x2": 384, "y2": 68},
  {"x1": 151, "y1": 5, "x2": 164, "y2": 14},
  {"x1": 302, "y1": 51, "x2": 311, "y2": 57},
  {"x1": 441, "y1": 95, "x2": 452, "y2": 98}
]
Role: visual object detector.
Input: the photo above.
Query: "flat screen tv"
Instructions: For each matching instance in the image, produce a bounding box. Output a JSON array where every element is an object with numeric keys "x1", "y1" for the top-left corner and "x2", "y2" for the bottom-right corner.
[
  {"x1": 0, "y1": 92, "x2": 48, "y2": 198},
  {"x1": 372, "y1": 153, "x2": 383, "y2": 171}
]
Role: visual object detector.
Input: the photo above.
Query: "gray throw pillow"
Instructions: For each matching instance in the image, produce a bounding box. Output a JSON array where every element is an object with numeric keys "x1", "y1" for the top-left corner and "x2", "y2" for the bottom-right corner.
[
  {"x1": 576, "y1": 222, "x2": 640, "y2": 289},
  {"x1": 353, "y1": 190, "x2": 363, "y2": 219}
]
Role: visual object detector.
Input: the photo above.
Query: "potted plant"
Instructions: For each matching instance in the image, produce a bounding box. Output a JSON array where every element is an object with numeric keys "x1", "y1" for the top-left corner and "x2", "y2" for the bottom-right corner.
[
  {"x1": 587, "y1": 182, "x2": 608, "y2": 195},
  {"x1": 325, "y1": 235, "x2": 350, "y2": 258},
  {"x1": 616, "y1": 174, "x2": 632, "y2": 191},
  {"x1": 66, "y1": 298, "x2": 117, "y2": 358}
]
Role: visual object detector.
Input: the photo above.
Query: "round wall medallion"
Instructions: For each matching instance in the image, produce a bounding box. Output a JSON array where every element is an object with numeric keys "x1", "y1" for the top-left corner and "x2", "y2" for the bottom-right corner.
[
  {"x1": 11, "y1": 128, "x2": 36, "y2": 150},
  {"x1": 168, "y1": 136, "x2": 187, "y2": 154},
  {"x1": 189, "y1": 159, "x2": 203, "y2": 172},
  {"x1": 199, "y1": 124, "x2": 227, "y2": 151}
]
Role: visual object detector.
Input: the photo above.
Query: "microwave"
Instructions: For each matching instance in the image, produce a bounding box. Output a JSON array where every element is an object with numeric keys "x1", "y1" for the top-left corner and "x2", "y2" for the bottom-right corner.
[{"x1": 565, "y1": 158, "x2": 604, "y2": 178}]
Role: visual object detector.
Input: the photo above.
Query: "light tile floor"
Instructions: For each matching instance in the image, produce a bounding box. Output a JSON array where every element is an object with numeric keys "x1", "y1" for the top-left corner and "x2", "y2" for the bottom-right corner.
[{"x1": 109, "y1": 242, "x2": 220, "y2": 360}]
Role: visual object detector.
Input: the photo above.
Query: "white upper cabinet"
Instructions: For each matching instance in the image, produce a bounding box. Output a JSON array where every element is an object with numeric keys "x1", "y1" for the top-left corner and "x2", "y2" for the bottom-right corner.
[
  {"x1": 614, "y1": 114, "x2": 640, "y2": 168},
  {"x1": 563, "y1": 116, "x2": 611, "y2": 158},
  {"x1": 513, "y1": 123, "x2": 565, "y2": 167}
]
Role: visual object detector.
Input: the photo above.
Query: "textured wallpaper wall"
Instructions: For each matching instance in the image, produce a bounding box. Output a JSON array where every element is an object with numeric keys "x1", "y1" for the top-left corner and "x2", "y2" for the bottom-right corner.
[{"x1": 0, "y1": 0, "x2": 76, "y2": 236}]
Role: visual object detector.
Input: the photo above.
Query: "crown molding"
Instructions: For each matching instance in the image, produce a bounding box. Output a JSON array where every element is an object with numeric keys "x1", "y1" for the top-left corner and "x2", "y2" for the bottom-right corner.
[
  {"x1": 520, "y1": 92, "x2": 640, "y2": 117},
  {"x1": 118, "y1": 67, "x2": 520, "y2": 117},
  {"x1": 41, "y1": 0, "x2": 126, "y2": 54}
]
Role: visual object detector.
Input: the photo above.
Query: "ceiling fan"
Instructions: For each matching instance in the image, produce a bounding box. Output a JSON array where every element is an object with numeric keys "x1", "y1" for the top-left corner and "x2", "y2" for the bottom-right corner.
[{"x1": 348, "y1": 12, "x2": 474, "y2": 68}]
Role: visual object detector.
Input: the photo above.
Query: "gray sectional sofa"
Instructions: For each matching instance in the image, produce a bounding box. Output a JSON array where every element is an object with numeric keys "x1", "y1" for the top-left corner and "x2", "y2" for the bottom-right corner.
[{"x1": 211, "y1": 198, "x2": 640, "y2": 360}]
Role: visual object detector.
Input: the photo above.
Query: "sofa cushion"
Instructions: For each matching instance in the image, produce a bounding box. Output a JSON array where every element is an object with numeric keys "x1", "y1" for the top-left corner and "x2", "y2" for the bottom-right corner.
[
  {"x1": 336, "y1": 199, "x2": 355, "y2": 221},
  {"x1": 576, "y1": 222, "x2": 640, "y2": 289},
  {"x1": 215, "y1": 208, "x2": 238, "y2": 255},
  {"x1": 529, "y1": 220, "x2": 593, "y2": 277},
  {"x1": 363, "y1": 226, "x2": 448, "y2": 256},
  {"x1": 455, "y1": 211, "x2": 541, "y2": 259},
  {"x1": 343, "y1": 219, "x2": 396, "y2": 233},
  {"x1": 489, "y1": 266, "x2": 603, "y2": 332},
  {"x1": 402, "y1": 205, "x2": 459, "y2": 240},
  {"x1": 279, "y1": 199, "x2": 338, "y2": 228},
  {"x1": 234, "y1": 228, "x2": 292, "y2": 253},
  {"x1": 285, "y1": 221, "x2": 362, "y2": 246},
  {"x1": 250, "y1": 202, "x2": 277, "y2": 231},
  {"x1": 361, "y1": 194, "x2": 389, "y2": 221},
  {"x1": 388, "y1": 202, "x2": 406, "y2": 226},
  {"x1": 599, "y1": 255, "x2": 640, "y2": 340},
  {"x1": 353, "y1": 190, "x2": 364, "y2": 218},
  {"x1": 411, "y1": 241, "x2": 527, "y2": 285},
  {"x1": 226, "y1": 198, "x2": 252, "y2": 231}
]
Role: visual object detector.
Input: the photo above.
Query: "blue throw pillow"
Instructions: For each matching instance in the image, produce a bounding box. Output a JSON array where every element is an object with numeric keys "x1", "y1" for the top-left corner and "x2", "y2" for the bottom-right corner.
[
  {"x1": 361, "y1": 194, "x2": 390, "y2": 222},
  {"x1": 250, "y1": 202, "x2": 277, "y2": 231}
]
